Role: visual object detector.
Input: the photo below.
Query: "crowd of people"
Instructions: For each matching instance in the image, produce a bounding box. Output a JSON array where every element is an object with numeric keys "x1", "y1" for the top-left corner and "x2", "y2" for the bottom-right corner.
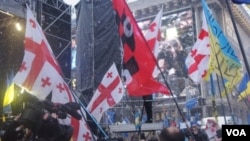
[{"x1": 129, "y1": 122, "x2": 222, "y2": 141}]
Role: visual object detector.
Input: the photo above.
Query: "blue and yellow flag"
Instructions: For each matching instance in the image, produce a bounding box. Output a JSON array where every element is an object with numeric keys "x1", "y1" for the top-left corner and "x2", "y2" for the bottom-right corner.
[
  {"x1": 238, "y1": 73, "x2": 250, "y2": 101},
  {"x1": 202, "y1": 0, "x2": 242, "y2": 97}
]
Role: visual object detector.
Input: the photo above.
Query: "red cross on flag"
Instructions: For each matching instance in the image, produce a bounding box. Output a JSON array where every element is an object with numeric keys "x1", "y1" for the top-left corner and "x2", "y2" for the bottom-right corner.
[
  {"x1": 13, "y1": 5, "x2": 94, "y2": 141},
  {"x1": 14, "y1": 6, "x2": 63, "y2": 100},
  {"x1": 87, "y1": 63, "x2": 124, "y2": 122},
  {"x1": 185, "y1": 12, "x2": 210, "y2": 83},
  {"x1": 70, "y1": 114, "x2": 96, "y2": 141}
]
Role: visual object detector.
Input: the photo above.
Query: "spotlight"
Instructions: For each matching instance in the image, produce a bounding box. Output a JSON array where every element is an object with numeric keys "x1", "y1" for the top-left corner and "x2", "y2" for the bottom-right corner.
[{"x1": 15, "y1": 22, "x2": 22, "y2": 31}]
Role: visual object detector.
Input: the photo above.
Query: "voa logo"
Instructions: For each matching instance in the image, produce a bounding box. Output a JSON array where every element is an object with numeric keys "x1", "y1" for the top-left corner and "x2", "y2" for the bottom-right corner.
[{"x1": 226, "y1": 129, "x2": 246, "y2": 136}]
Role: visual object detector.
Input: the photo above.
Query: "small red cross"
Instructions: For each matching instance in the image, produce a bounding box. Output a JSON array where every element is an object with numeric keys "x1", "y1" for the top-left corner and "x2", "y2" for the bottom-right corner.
[
  {"x1": 56, "y1": 83, "x2": 65, "y2": 93},
  {"x1": 198, "y1": 29, "x2": 208, "y2": 40},
  {"x1": 83, "y1": 132, "x2": 92, "y2": 141},
  {"x1": 29, "y1": 19, "x2": 36, "y2": 28},
  {"x1": 201, "y1": 70, "x2": 207, "y2": 78},
  {"x1": 99, "y1": 107, "x2": 103, "y2": 113},
  {"x1": 191, "y1": 49, "x2": 197, "y2": 57},
  {"x1": 19, "y1": 62, "x2": 27, "y2": 72},
  {"x1": 118, "y1": 88, "x2": 122, "y2": 93},
  {"x1": 41, "y1": 77, "x2": 51, "y2": 87},
  {"x1": 149, "y1": 22, "x2": 156, "y2": 32},
  {"x1": 107, "y1": 72, "x2": 113, "y2": 78}
]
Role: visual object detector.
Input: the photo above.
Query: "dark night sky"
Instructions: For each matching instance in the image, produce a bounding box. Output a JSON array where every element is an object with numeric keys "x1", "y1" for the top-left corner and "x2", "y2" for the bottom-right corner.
[{"x1": 0, "y1": 13, "x2": 25, "y2": 112}]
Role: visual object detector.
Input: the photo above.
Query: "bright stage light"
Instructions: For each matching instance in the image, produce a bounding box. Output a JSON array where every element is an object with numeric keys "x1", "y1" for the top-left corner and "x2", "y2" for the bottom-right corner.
[
  {"x1": 15, "y1": 22, "x2": 22, "y2": 31},
  {"x1": 63, "y1": 0, "x2": 80, "y2": 6}
]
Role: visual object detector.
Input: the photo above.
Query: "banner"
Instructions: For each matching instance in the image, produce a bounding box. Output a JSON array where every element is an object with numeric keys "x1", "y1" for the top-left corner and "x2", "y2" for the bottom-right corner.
[
  {"x1": 87, "y1": 63, "x2": 124, "y2": 122},
  {"x1": 13, "y1": 5, "x2": 94, "y2": 141},
  {"x1": 185, "y1": 11, "x2": 210, "y2": 83},
  {"x1": 112, "y1": 0, "x2": 170, "y2": 96},
  {"x1": 202, "y1": 0, "x2": 242, "y2": 96}
]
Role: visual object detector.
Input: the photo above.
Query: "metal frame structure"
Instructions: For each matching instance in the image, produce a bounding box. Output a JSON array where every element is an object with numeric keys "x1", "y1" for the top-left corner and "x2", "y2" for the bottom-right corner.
[
  {"x1": 12, "y1": 0, "x2": 72, "y2": 79},
  {"x1": 36, "y1": 0, "x2": 72, "y2": 79}
]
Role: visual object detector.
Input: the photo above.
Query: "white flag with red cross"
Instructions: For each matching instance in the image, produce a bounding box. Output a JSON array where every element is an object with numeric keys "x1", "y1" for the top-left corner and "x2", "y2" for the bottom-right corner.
[
  {"x1": 185, "y1": 12, "x2": 210, "y2": 83},
  {"x1": 13, "y1": 5, "x2": 94, "y2": 141},
  {"x1": 87, "y1": 63, "x2": 124, "y2": 122},
  {"x1": 144, "y1": 8, "x2": 163, "y2": 78}
]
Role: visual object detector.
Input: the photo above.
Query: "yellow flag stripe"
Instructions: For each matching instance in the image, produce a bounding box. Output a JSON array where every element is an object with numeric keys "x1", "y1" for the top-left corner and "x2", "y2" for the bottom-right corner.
[{"x1": 207, "y1": 27, "x2": 242, "y2": 97}]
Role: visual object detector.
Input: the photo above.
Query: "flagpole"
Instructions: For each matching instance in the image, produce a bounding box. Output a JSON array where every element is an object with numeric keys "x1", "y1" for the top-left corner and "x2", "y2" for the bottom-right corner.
[
  {"x1": 138, "y1": 102, "x2": 145, "y2": 141},
  {"x1": 225, "y1": 0, "x2": 250, "y2": 77},
  {"x1": 210, "y1": 74, "x2": 218, "y2": 122},
  {"x1": 210, "y1": 44, "x2": 236, "y2": 124},
  {"x1": 155, "y1": 61, "x2": 197, "y2": 138},
  {"x1": 215, "y1": 74, "x2": 227, "y2": 125}
]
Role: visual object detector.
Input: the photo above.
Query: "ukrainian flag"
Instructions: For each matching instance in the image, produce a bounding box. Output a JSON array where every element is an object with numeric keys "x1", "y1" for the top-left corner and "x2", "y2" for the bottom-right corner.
[
  {"x1": 202, "y1": 0, "x2": 242, "y2": 97},
  {"x1": 238, "y1": 73, "x2": 250, "y2": 101}
]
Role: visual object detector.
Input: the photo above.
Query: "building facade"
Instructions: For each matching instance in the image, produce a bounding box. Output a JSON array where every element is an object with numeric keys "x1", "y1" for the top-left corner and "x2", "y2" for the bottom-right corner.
[{"x1": 123, "y1": 0, "x2": 250, "y2": 127}]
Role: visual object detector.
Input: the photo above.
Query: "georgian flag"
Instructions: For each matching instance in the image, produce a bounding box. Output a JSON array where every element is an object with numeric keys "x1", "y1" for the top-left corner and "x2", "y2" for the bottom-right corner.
[
  {"x1": 185, "y1": 12, "x2": 210, "y2": 83},
  {"x1": 144, "y1": 8, "x2": 163, "y2": 78},
  {"x1": 87, "y1": 63, "x2": 124, "y2": 122},
  {"x1": 144, "y1": 7, "x2": 162, "y2": 52},
  {"x1": 13, "y1": 5, "x2": 94, "y2": 141}
]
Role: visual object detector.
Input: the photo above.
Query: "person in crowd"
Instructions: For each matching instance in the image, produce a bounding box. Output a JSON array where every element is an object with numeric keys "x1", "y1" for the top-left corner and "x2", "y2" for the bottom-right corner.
[
  {"x1": 140, "y1": 132, "x2": 147, "y2": 141},
  {"x1": 131, "y1": 134, "x2": 139, "y2": 141},
  {"x1": 216, "y1": 128, "x2": 222, "y2": 141},
  {"x1": 159, "y1": 127, "x2": 185, "y2": 141},
  {"x1": 188, "y1": 122, "x2": 209, "y2": 141},
  {"x1": 143, "y1": 95, "x2": 153, "y2": 123}
]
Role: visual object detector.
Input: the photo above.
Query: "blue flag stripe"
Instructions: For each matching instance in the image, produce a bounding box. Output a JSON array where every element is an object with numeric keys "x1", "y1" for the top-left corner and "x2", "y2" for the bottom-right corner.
[
  {"x1": 232, "y1": 0, "x2": 250, "y2": 4},
  {"x1": 238, "y1": 73, "x2": 250, "y2": 93},
  {"x1": 202, "y1": 0, "x2": 241, "y2": 63}
]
